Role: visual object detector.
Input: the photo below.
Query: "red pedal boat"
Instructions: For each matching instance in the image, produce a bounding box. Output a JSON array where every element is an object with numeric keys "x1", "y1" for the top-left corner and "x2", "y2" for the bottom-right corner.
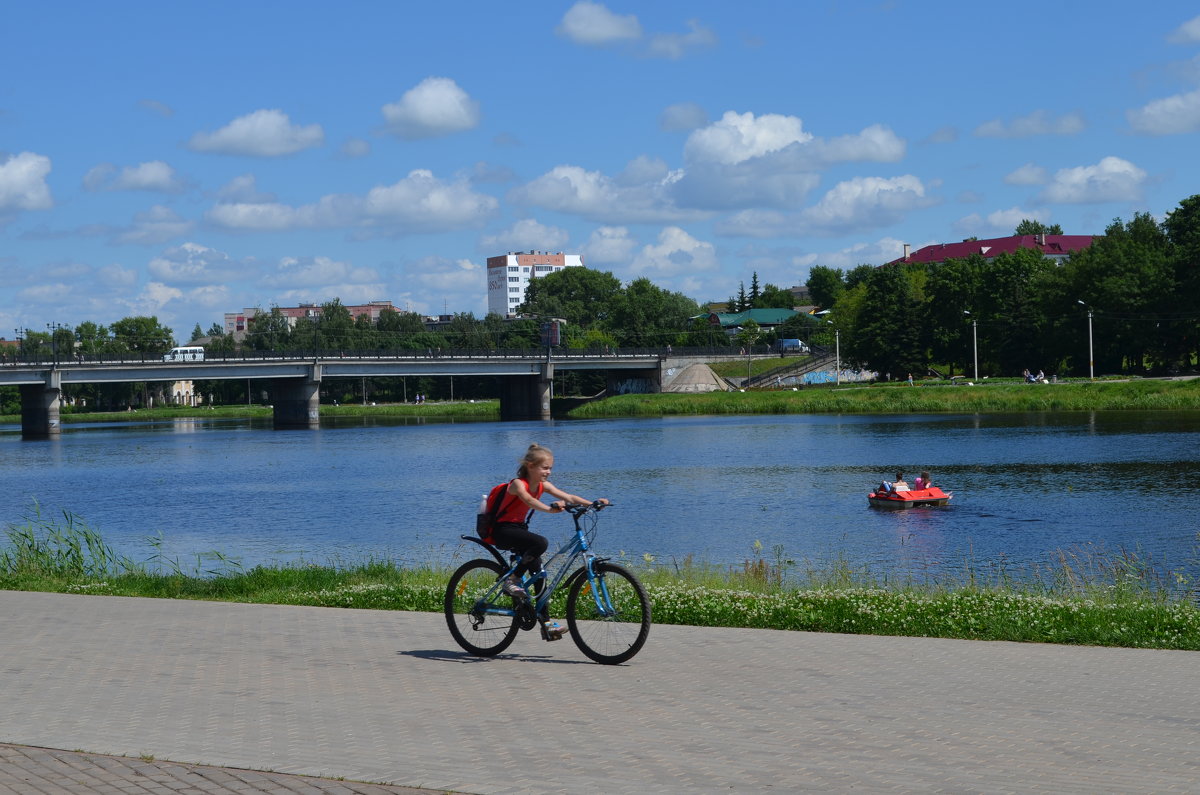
[{"x1": 868, "y1": 486, "x2": 952, "y2": 509}]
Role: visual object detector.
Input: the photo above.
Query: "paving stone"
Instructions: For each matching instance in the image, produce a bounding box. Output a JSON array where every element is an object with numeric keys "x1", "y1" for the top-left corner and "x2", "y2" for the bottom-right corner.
[{"x1": 1, "y1": 591, "x2": 1198, "y2": 793}]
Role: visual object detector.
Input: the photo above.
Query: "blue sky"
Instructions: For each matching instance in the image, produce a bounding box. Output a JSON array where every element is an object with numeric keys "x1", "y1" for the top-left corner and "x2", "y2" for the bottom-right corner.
[{"x1": 3, "y1": 1, "x2": 1199, "y2": 340}]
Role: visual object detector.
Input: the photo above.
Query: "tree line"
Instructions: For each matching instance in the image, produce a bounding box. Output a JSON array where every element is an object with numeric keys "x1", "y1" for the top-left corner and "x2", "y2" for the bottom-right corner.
[
  {"x1": 810, "y1": 200, "x2": 1200, "y2": 380},
  {"x1": 5, "y1": 194, "x2": 1197, "y2": 411}
]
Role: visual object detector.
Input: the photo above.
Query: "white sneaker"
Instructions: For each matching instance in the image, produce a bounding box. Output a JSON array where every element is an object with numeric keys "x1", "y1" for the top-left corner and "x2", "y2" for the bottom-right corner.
[{"x1": 501, "y1": 577, "x2": 527, "y2": 600}]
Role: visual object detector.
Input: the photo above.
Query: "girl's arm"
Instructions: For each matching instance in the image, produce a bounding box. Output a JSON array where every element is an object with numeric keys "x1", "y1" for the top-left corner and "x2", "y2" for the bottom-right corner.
[{"x1": 543, "y1": 482, "x2": 608, "y2": 509}]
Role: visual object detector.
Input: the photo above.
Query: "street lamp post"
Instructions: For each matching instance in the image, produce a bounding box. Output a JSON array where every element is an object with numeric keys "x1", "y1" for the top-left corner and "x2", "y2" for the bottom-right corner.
[
  {"x1": 1077, "y1": 300, "x2": 1094, "y2": 380},
  {"x1": 963, "y1": 311, "x2": 978, "y2": 382},
  {"x1": 825, "y1": 320, "x2": 841, "y2": 385}
]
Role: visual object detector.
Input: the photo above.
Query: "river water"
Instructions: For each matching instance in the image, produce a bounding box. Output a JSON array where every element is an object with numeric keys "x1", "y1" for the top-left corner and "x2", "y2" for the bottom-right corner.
[{"x1": 2, "y1": 412, "x2": 1198, "y2": 586}]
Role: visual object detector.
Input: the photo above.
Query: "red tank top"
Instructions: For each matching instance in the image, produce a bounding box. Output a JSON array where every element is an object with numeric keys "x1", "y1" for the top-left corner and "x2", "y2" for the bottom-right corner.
[{"x1": 496, "y1": 479, "x2": 542, "y2": 523}]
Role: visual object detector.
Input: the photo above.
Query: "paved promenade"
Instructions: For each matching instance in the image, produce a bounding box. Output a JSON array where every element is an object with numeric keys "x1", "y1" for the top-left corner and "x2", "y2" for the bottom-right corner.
[{"x1": 2, "y1": 591, "x2": 1198, "y2": 793}]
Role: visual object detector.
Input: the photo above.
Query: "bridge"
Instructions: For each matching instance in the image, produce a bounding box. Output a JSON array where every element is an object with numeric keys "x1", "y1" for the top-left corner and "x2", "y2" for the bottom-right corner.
[{"x1": 1, "y1": 348, "x2": 748, "y2": 438}]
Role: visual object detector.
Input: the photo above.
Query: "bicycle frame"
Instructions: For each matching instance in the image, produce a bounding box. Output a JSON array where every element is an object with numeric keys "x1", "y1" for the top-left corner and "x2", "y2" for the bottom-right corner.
[{"x1": 461, "y1": 504, "x2": 616, "y2": 622}]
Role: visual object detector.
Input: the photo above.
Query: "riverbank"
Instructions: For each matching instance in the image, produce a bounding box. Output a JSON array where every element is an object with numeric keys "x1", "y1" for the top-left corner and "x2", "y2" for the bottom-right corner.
[
  {"x1": 2, "y1": 515, "x2": 1197, "y2": 651},
  {"x1": 568, "y1": 377, "x2": 1200, "y2": 417},
  {"x1": 5, "y1": 379, "x2": 1197, "y2": 427}
]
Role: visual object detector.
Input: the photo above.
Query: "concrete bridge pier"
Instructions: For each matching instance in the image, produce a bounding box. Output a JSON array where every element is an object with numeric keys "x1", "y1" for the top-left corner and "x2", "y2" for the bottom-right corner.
[
  {"x1": 20, "y1": 372, "x2": 62, "y2": 440},
  {"x1": 499, "y1": 364, "x2": 553, "y2": 421},
  {"x1": 272, "y1": 366, "x2": 321, "y2": 430}
]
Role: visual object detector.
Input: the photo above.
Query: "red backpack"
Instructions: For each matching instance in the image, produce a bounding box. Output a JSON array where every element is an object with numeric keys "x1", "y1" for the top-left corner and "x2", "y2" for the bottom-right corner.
[{"x1": 475, "y1": 481, "x2": 514, "y2": 544}]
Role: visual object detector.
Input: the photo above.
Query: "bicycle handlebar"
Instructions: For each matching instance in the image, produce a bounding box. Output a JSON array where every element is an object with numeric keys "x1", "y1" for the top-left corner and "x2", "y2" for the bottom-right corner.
[{"x1": 563, "y1": 500, "x2": 610, "y2": 516}]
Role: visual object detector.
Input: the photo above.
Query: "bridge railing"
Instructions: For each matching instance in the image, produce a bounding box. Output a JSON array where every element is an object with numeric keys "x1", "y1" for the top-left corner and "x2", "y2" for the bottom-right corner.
[{"x1": 1, "y1": 344, "x2": 762, "y2": 368}]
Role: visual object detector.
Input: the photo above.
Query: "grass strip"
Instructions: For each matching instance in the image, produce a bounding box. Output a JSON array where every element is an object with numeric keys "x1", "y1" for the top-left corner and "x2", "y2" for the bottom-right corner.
[{"x1": 3, "y1": 510, "x2": 1198, "y2": 651}]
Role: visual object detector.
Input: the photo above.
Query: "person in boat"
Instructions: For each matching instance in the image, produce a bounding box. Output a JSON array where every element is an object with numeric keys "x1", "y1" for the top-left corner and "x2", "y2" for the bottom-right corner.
[
  {"x1": 913, "y1": 471, "x2": 931, "y2": 490},
  {"x1": 890, "y1": 472, "x2": 910, "y2": 491}
]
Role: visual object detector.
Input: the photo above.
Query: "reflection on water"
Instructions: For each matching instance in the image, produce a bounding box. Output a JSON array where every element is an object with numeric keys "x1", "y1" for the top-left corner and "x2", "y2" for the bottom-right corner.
[{"x1": 1, "y1": 412, "x2": 1198, "y2": 588}]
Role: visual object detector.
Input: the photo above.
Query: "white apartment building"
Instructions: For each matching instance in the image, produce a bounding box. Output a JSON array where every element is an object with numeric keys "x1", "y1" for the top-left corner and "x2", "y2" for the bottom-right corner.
[{"x1": 486, "y1": 251, "x2": 584, "y2": 316}]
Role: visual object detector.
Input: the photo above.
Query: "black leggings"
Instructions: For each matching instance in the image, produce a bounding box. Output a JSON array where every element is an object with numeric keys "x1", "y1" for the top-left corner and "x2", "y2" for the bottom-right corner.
[{"x1": 491, "y1": 522, "x2": 548, "y2": 580}]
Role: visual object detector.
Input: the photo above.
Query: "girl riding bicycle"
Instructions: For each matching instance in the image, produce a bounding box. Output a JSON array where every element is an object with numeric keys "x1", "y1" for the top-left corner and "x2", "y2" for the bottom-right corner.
[{"x1": 493, "y1": 443, "x2": 608, "y2": 637}]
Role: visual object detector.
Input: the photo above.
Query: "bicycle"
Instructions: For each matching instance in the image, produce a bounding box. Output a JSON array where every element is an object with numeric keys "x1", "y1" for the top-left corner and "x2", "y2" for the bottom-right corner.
[{"x1": 444, "y1": 502, "x2": 651, "y2": 665}]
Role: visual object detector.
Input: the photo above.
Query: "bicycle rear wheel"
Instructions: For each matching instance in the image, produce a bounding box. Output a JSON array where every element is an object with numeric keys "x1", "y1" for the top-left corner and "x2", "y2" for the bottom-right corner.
[
  {"x1": 445, "y1": 558, "x2": 520, "y2": 656},
  {"x1": 565, "y1": 562, "x2": 651, "y2": 664}
]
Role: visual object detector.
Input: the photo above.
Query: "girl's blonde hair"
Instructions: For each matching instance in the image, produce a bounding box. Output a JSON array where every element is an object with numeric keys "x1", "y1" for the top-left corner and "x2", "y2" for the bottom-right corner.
[{"x1": 517, "y1": 443, "x2": 554, "y2": 478}]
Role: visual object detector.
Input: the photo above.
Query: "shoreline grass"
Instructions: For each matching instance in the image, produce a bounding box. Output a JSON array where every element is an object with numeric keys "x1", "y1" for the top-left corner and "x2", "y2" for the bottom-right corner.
[
  {"x1": 567, "y1": 378, "x2": 1200, "y2": 417},
  {"x1": 4, "y1": 511, "x2": 1198, "y2": 651}
]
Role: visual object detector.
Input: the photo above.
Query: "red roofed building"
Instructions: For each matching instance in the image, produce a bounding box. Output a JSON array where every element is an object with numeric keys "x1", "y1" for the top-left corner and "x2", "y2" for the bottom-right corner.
[{"x1": 887, "y1": 234, "x2": 1098, "y2": 267}]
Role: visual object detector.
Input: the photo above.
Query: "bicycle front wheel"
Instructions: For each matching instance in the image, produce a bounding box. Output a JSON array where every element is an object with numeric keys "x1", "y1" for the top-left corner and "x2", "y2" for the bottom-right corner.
[
  {"x1": 445, "y1": 558, "x2": 520, "y2": 656},
  {"x1": 565, "y1": 562, "x2": 651, "y2": 664}
]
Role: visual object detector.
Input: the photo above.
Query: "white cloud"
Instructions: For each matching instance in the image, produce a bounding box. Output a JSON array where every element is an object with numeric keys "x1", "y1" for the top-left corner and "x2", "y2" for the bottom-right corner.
[
  {"x1": 1127, "y1": 88, "x2": 1200, "y2": 135},
  {"x1": 118, "y1": 282, "x2": 185, "y2": 317},
  {"x1": 716, "y1": 175, "x2": 936, "y2": 237},
  {"x1": 671, "y1": 114, "x2": 904, "y2": 211},
  {"x1": 556, "y1": 1, "x2": 642, "y2": 46},
  {"x1": 974, "y1": 110, "x2": 1086, "y2": 138},
  {"x1": 188, "y1": 109, "x2": 324, "y2": 156},
  {"x1": 382, "y1": 77, "x2": 480, "y2": 139},
  {"x1": 216, "y1": 174, "x2": 276, "y2": 203},
  {"x1": 685, "y1": 111, "x2": 812, "y2": 166},
  {"x1": 261, "y1": 255, "x2": 381, "y2": 289},
  {"x1": 510, "y1": 163, "x2": 703, "y2": 224},
  {"x1": 117, "y1": 205, "x2": 195, "y2": 245},
  {"x1": 148, "y1": 242, "x2": 244, "y2": 285},
  {"x1": 479, "y1": 218, "x2": 569, "y2": 252},
  {"x1": 1004, "y1": 163, "x2": 1049, "y2": 185},
  {"x1": 83, "y1": 160, "x2": 184, "y2": 193},
  {"x1": 645, "y1": 19, "x2": 718, "y2": 59},
  {"x1": 1167, "y1": 14, "x2": 1200, "y2": 44},
  {"x1": 923, "y1": 126, "x2": 958, "y2": 144},
  {"x1": 363, "y1": 170, "x2": 499, "y2": 230},
  {"x1": 952, "y1": 207, "x2": 1048, "y2": 237},
  {"x1": 629, "y1": 226, "x2": 718, "y2": 278},
  {"x1": 340, "y1": 138, "x2": 371, "y2": 158},
  {"x1": 659, "y1": 102, "x2": 709, "y2": 132},
  {"x1": 1037, "y1": 156, "x2": 1147, "y2": 204},
  {"x1": 0, "y1": 152, "x2": 53, "y2": 211},
  {"x1": 207, "y1": 170, "x2": 498, "y2": 233},
  {"x1": 582, "y1": 226, "x2": 637, "y2": 264},
  {"x1": 137, "y1": 99, "x2": 174, "y2": 117},
  {"x1": 556, "y1": 2, "x2": 713, "y2": 59}
]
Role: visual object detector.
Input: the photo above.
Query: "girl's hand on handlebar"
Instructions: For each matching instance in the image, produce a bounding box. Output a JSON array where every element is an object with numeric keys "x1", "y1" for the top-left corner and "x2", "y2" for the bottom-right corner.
[
  {"x1": 593, "y1": 498, "x2": 610, "y2": 509},
  {"x1": 549, "y1": 501, "x2": 566, "y2": 512}
]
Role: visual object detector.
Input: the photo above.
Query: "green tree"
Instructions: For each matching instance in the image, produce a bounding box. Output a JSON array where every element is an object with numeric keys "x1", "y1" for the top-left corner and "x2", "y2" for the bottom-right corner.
[
  {"x1": 749, "y1": 272, "x2": 761, "y2": 305},
  {"x1": 245, "y1": 308, "x2": 292, "y2": 351},
  {"x1": 517, "y1": 266, "x2": 622, "y2": 329},
  {"x1": 1162, "y1": 194, "x2": 1200, "y2": 369},
  {"x1": 1014, "y1": 219, "x2": 1065, "y2": 236},
  {"x1": 924, "y1": 255, "x2": 985, "y2": 375},
  {"x1": 190, "y1": 323, "x2": 204, "y2": 342},
  {"x1": 852, "y1": 265, "x2": 923, "y2": 379},
  {"x1": 109, "y1": 316, "x2": 174, "y2": 356},
  {"x1": 754, "y1": 283, "x2": 795, "y2": 310},
  {"x1": 606, "y1": 277, "x2": 700, "y2": 347},
  {"x1": 74, "y1": 321, "x2": 112, "y2": 357},
  {"x1": 806, "y1": 265, "x2": 845, "y2": 309}
]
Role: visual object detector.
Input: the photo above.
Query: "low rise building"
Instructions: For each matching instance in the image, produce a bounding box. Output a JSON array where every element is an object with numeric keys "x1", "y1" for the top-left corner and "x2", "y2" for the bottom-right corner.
[
  {"x1": 224, "y1": 301, "x2": 396, "y2": 341},
  {"x1": 486, "y1": 251, "x2": 583, "y2": 317},
  {"x1": 887, "y1": 234, "x2": 1097, "y2": 267}
]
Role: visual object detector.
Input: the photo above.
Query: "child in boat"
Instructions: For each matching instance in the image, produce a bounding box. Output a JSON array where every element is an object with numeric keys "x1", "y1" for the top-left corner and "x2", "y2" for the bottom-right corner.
[{"x1": 914, "y1": 471, "x2": 931, "y2": 490}]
